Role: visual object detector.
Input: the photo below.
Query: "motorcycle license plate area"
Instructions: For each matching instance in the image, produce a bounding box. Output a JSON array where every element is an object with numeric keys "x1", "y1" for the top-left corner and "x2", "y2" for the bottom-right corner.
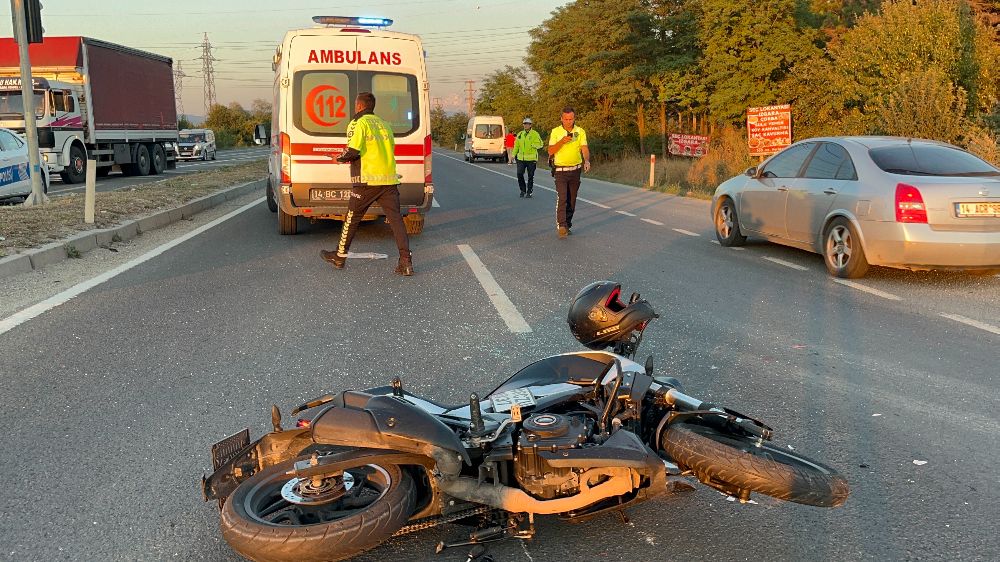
[
  {"x1": 311, "y1": 189, "x2": 352, "y2": 202},
  {"x1": 490, "y1": 388, "x2": 536, "y2": 412},
  {"x1": 210, "y1": 428, "x2": 250, "y2": 471}
]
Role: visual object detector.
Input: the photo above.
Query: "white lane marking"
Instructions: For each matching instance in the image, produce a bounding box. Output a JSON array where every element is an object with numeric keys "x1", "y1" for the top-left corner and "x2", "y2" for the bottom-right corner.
[
  {"x1": 939, "y1": 314, "x2": 1000, "y2": 335},
  {"x1": 731, "y1": 247, "x2": 745, "y2": 251},
  {"x1": 832, "y1": 279, "x2": 902, "y2": 301},
  {"x1": 457, "y1": 244, "x2": 532, "y2": 333},
  {"x1": 0, "y1": 196, "x2": 265, "y2": 336},
  {"x1": 641, "y1": 218, "x2": 664, "y2": 226},
  {"x1": 616, "y1": 210, "x2": 636, "y2": 217},
  {"x1": 672, "y1": 228, "x2": 700, "y2": 237},
  {"x1": 577, "y1": 197, "x2": 609, "y2": 209},
  {"x1": 711, "y1": 240, "x2": 719, "y2": 245},
  {"x1": 432, "y1": 198, "x2": 440, "y2": 207},
  {"x1": 763, "y1": 257, "x2": 809, "y2": 271}
]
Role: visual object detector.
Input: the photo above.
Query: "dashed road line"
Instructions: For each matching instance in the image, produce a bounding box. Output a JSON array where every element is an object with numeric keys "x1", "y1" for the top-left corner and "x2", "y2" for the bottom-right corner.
[
  {"x1": 939, "y1": 314, "x2": 1000, "y2": 335},
  {"x1": 578, "y1": 197, "x2": 610, "y2": 209},
  {"x1": 616, "y1": 210, "x2": 636, "y2": 217},
  {"x1": 672, "y1": 228, "x2": 700, "y2": 237},
  {"x1": 763, "y1": 257, "x2": 809, "y2": 271},
  {"x1": 457, "y1": 244, "x2": 532, "y2": 333},
  {"x1": 641, "y1": 218, "x2": 663, "y2": 226},
  {"x1": 832, "y1": 279, "x2": 902, "y2": 301}
]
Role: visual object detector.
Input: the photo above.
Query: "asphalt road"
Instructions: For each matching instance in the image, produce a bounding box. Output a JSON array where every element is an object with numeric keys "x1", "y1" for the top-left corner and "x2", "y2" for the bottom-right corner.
[
  {"x1": 46, "y1": 146, "x2": 270, "y2": 195},
  {"x1": 0, "y1": 149, "x2": 997, "y2": 561}
]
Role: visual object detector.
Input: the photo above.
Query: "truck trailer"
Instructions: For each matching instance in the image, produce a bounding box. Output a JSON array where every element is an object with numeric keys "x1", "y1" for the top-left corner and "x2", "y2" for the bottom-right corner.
[{"x1": 0, "y1": 36, "x2": 179, "y2": 183}]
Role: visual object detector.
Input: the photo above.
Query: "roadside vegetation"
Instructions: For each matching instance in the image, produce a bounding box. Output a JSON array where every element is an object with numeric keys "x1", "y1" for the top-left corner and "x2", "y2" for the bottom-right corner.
[
  {"x1": 181, "y1": 100, "x2": 272, "y2": 149},
  {"x1": 0, "y1": 160, "x2": 266, "y2": 257},
  {"x1": 468, "y1": 0, "x2": 1000, "y2": 194}
]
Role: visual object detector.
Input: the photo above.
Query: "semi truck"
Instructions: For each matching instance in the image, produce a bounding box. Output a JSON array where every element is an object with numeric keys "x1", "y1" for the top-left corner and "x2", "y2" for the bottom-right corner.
[{"x1": 0, "y1": 36, "x2": 179, "y2": 183}]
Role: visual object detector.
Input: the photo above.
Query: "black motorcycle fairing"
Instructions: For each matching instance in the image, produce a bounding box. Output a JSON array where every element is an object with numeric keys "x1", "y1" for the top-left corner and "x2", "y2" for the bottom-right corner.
[
  {"x1": 311, "y1": 393, "x2": 472, "y2": 465},
  {"x1": 542, "y1": 429, "x2": 664, "y2": 473},
  {"x1": 487, "y1": 352, "x2": 644, "y2": 398}
]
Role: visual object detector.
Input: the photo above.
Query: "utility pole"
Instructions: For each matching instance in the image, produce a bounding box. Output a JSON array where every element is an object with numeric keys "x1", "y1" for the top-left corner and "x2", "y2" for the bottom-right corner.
[
  {"x1": 11, "y1": 0, "x2": 47, "y2": 206},
  {"x1": 173, "y1": 60, "x2": 186, "y2": 117},
  {"x1": 465, "y1": 80, "x2": 475, "y2": 116},
  {"x1": 432, "y1": 97, "x2": 441, "y2": 110},
  {"x1": 199, "y1": 33, "x2": 217, "y2": 115}
]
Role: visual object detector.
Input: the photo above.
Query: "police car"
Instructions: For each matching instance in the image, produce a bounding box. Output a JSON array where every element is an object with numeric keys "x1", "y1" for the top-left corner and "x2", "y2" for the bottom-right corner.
[
  {"x1": 264, "y1": 16, "x2": 434, "y2": 235},
  {"x1": 0, "y1": 126, "x2": 49, "y2": 202}
]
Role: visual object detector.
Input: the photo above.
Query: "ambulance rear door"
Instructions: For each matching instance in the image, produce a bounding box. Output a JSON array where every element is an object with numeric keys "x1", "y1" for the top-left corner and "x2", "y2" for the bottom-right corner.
[
  {"x1": 356, "y1": 33, "x2": 428, "y2": 208},
  {"x1": 285, "y1": 33, "x2": 358, "y2": 201}
]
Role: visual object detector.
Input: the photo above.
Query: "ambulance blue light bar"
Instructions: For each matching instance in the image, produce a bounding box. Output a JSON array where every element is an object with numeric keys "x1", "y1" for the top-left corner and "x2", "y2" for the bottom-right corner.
[{"x1": 312, "y1": 16, "x2": 393, "y2": 28}]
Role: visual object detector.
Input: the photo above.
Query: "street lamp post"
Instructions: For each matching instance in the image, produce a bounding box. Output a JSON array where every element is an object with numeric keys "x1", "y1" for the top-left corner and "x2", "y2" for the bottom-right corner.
[{"x1": 11, "y1": 0, "x2": 49, "y2": 206}]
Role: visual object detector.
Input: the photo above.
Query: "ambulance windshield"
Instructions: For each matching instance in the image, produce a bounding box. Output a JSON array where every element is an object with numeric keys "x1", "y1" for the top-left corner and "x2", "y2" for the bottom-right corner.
[{"x1": 294, "y1": 71, "x2": 418, "y2": 136}]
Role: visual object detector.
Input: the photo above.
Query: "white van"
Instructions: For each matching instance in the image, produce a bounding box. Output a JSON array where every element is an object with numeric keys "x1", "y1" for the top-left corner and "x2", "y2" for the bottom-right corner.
[
  {"x1": 178, "y1": 128, "x2": 217, "y2": 161},
  {"x1": 264, "y1": 16, "x2": 433, "y2": 235},
  {"x1": 464, "y1": 116, "x2": 506, "y2": 162}
]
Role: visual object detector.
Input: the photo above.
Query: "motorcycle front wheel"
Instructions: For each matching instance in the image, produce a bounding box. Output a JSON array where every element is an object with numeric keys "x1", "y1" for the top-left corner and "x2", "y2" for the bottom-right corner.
[
  {"x1": 662, "y1": 422, "x2": 849, "y2": 507},
  {"x1": 220, "y1": 453, "x2": 415, "y2": 562}
]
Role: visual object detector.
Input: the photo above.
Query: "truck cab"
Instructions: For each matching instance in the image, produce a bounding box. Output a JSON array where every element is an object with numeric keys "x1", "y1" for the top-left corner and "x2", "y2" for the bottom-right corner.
[{"x1": 0, "y1": 77, "x2": 87, "y2": 182}]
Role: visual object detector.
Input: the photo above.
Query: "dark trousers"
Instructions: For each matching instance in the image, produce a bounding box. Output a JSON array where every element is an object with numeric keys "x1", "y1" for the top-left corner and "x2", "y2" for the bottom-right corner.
[
  {"x1": 336, "y1": 184, "x2": 410, "y2": 258},
  {"x1": 516, "y1": 159, "x2": 537, "y2": 194},
  {"x1": 554, "y1": 168, "x2": 582, "y2": 229}
]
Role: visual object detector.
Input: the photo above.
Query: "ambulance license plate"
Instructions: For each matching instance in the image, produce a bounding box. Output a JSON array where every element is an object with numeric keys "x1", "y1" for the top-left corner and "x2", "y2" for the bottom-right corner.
[{"x1": 311, "y1": 189, "x2": 351, "y2": 201}]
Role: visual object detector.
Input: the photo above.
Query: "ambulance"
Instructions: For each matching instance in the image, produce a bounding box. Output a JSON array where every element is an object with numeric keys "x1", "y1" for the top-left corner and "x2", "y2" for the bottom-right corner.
[{"x1": 264, "y1": 16, "x2": 433, "y2": 235}]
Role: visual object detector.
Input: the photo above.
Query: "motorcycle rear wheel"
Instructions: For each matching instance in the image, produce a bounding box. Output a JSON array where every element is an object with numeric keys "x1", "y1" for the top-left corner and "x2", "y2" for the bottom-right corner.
[
  {"x1": 220, "y1": 453, "x2": 415, "y2": 562},
  {"x1": 662, "y1": 422, "x2": 849, "y2": 507}
]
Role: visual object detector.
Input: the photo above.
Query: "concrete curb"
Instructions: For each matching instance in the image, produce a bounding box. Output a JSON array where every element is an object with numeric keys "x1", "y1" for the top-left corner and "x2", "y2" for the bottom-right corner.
[{"x1": 0, "y1": 178, "x2": 264, "y2": 280}]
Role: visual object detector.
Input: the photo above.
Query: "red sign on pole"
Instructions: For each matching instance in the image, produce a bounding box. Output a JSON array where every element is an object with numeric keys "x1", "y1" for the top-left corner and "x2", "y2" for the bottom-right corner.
[
  {"x1": 747, "y1": 104, "x2": 792, "y2": 156},
  {"x1": 668, "y1": 133, "x2": 709, "y2": 157}
]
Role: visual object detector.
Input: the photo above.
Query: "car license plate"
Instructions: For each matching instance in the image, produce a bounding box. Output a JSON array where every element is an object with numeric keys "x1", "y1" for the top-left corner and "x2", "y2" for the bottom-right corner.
[
  {"x1": 956, "y1": 202, "x2": 1000, "y2": 217},
  {"x1": 490, "y1": 388, "x2": 536, "y2": 412},
  {"x1": 311, "y1": 189, "x2": 351, "y2": 201}
]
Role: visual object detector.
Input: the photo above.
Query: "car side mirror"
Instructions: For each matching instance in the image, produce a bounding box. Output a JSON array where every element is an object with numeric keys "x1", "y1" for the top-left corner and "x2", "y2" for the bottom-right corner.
[{"x1": 745, "y1": 166, "x2": 758, "y2": 177}]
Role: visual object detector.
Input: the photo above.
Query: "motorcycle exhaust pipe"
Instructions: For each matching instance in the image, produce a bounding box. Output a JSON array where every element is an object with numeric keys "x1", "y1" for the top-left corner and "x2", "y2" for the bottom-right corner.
[{"x1": 432, "y1": 449, "x2": 637, "y2": 515}]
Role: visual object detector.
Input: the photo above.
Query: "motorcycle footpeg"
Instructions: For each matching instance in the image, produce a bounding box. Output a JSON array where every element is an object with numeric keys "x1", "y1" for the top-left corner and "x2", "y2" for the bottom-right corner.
[{"x1": 434, "y1": 526, "x2": 508, "y2": 553}]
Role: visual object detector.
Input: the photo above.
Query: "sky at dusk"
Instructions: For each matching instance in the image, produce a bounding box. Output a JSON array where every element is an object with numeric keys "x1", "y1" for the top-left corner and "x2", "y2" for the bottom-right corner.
[{"x1": 1, "y1": 0, "x2": 568, "y2": 117}]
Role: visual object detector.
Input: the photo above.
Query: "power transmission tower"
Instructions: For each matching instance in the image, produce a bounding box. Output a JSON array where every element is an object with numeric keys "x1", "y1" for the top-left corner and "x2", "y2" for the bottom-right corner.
[
  {"x1": 199, "y1": 32, "x2": 217, "y2": 115},
  {"x1": 173, "y1": 60, "x2": 186, "y2": 117},
  {"x1": 465, "y1": 80, "x2": 475, "y2": 116}
]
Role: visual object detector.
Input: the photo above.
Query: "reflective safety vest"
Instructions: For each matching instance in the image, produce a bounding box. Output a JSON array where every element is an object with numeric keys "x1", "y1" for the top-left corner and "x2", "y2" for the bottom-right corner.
[
  {"x1": 512, "y1": 129, "x2": 544, "y2": 161},
  {"x1": 347, "y1": 113, "x2": 398, "y2": 186},
  {"x1": 548, "y1": 125, "x2": 588, "y2": 167}
]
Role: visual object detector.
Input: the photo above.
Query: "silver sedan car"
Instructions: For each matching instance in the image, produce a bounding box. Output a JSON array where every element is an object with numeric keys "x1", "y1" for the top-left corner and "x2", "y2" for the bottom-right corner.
[{"x1": 711, "y1": 136, "x2": 1000, "y2": 278}]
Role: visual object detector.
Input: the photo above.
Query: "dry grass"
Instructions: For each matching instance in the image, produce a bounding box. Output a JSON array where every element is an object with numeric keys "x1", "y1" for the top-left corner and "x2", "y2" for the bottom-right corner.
[{"x1": 0, "y1": 160, "x2": 266, "y2": 257}]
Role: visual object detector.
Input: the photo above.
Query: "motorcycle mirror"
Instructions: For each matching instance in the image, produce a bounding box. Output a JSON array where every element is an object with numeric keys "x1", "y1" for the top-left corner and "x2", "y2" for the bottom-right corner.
[
  {"x1": 629, "y1": 292, "x2": 640, "y2": 304},
  {"x1": 644, "y1": 355, "x2": 653, "y2": 376}
]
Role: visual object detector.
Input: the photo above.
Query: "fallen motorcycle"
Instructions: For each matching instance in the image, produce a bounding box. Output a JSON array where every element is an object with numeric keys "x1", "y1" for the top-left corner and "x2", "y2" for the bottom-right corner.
[{"x1": 202, "y1": 281, "x2": 848, "y2": 561}]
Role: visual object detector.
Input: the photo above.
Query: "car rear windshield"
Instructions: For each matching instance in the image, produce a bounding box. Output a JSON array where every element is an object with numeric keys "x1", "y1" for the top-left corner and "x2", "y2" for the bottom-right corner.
[{"x1": 869, "y1": 144, "x2": 1000, "y2": 177}]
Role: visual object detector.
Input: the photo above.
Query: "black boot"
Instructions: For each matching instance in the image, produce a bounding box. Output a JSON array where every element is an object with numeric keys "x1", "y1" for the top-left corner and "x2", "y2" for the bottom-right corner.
[
  {"x1": 395, "y1": 252, "x2": 413, "y2": 276},
  {"x1": 320, "y1": 250, "x2": 347, "y2": 269}
]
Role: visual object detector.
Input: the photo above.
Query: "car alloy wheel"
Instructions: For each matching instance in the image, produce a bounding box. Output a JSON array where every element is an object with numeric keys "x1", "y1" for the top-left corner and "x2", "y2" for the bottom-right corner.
[{"x1": 824, "y1": 218, "x2": 868, "y2": 278}]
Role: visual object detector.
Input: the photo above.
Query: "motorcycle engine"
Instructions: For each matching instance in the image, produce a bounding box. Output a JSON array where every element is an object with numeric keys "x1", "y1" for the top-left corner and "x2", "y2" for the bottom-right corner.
[{"x1": 514, "y1": 413, "x2": 591, "y2": 499}]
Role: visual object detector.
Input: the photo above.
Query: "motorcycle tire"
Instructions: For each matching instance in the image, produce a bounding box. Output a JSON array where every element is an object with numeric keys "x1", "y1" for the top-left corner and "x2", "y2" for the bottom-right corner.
[
  {"x1": 220, "y1": 454, "x2": 416, "y2": 562},
  {"x1": 662, "y1": 422, "x2": 849, "y2": 508}
]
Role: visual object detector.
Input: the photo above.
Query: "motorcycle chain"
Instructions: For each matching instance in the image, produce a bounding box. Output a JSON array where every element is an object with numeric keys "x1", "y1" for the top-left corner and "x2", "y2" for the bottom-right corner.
[{"x1": 392, "y1": 506, "x2": 496, "y2": 536}]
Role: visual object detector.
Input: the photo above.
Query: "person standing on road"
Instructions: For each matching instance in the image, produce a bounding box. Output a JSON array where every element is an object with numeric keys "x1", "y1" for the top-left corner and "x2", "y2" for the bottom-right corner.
[
  {"x1": 320, "y1": 92, "x2": 413, "y2": 276},
  {"x1": 512, "y1": 117, "x2": 544, "y2": 198},
  {"x1": 547, "y1": 107, "x2": 590, "y2": 238},
  {"x1": 504, "y1": 129, "x2": 516, "y2": 165}
]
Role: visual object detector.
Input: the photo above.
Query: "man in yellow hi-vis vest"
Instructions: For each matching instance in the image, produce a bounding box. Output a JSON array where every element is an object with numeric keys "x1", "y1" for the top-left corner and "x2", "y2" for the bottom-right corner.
[
  {"x1": 512, "y1": 117, "x2": 544, "y2": 198},
  {"x1": 320, "y1": 92, "x2": 413, "y2": 276},
  {"x1": 547, "y1": 107, "x2": 590, "y2": 238}
]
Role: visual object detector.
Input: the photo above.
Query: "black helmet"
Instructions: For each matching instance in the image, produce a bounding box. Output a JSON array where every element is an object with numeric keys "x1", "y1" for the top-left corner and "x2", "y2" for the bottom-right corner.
[{"x1": 567, "y1": 281, "x2": 658, "y2": 350}]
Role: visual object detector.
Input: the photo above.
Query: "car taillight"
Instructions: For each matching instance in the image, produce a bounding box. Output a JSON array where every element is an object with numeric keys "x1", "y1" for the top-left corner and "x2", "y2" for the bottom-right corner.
[
  {"x1": 424, "y1": 134, "x2": 432, "y2": 184},
  {"x1": 280, "y1": 132, "x2": 291, "y2": 185},
  {"x1": 895, "y1": 183, "x2": 927, "y2": 223}
]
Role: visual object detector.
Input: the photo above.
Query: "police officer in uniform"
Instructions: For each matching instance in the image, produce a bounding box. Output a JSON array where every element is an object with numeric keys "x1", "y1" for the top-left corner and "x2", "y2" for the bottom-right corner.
[
  {"x1": 547, "y1": 107, "x2": 590, "y2": 238},
  {"x1": 512, "y1": 117, "x2": 544, "y2": 198},
  {"x1": 320, "y1": 92, "x2": 413, "y2": 276}
]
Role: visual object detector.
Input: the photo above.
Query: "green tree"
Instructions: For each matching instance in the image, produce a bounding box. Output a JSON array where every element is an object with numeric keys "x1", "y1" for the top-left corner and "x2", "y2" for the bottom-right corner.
[
  {"x1": 474, "y1": 66, "x2": 536, "y2": 131},
  {"x1": 430, "y1": 105, "x2": 469, "y2": 148},
  {"x1": 696, "y1": 0, "x2": 823, "y2": 124},
  {"x1": 178, "y1": 115, "x2": 194, "y2": 130}
]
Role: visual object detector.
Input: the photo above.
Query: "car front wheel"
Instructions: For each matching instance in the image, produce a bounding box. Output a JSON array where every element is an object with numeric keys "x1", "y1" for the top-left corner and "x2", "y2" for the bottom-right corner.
[
  {"x1": 824, "y1": 217, "x2": 869, "y2": 278},
  {"x1": 714, "y1": 198, "x2": 747, "y2": 247}
]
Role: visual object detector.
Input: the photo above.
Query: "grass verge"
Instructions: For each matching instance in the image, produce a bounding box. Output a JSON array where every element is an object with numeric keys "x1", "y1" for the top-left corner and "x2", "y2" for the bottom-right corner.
[{"x1": 0, "y1": 160, "x2": 266, "y2": 257}]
